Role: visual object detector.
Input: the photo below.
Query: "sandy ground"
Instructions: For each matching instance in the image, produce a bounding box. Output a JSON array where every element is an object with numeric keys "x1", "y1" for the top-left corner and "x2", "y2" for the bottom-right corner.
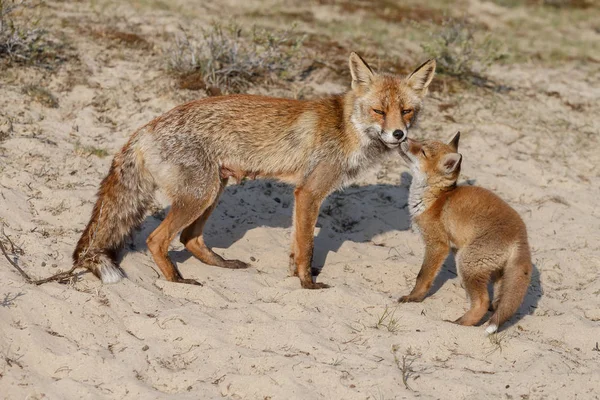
[{"x1": 1, "y1": 0, "x2": 599, "y2": 399}]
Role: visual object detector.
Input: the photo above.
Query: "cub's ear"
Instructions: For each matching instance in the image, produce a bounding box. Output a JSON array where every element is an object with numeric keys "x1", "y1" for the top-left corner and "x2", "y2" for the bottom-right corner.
[
  {"x1": 448, "y1": 131, "x2": 460, "y2": 151},
  {"x1": 407, "y1": 59, "x2": 436, "y2": 95},
  {"x1": 441, "y1": 153, "x2": 462, "y2": 174},
  {"x1": 349, "y1": 52, "x2": 374, "y2": 89}
]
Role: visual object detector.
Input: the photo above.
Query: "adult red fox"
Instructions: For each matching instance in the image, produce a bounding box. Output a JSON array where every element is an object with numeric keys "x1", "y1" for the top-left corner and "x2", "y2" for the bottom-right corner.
[
  {"x1": 74, "y1": 53, "x2": 436, "y2": 289},
  {"x1": 398, "y1": 133, "x2": 532, "y2": 333}
]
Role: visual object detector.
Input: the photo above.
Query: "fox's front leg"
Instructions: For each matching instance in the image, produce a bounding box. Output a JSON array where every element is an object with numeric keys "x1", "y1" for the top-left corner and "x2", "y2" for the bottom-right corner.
[
  {"x1": 399, "y1": 241, "x2": 449, "y2": 302},
  {"x1": 292, "y1": 186, "x2": 329, "y2": 289}
]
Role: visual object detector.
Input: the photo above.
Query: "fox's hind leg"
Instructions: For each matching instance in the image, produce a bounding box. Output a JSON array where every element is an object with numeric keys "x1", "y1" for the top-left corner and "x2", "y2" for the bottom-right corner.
[
  {"x1": 454, "y1": 273, "x2": 490, "y2": 326},
  {"x1": 180, "y1": 178, "x2": 249, "y2": 269},
  {"x1": 452, "y1": 249, "x2": 491, "y2": 325},
  {"x1": 146, "y1": 195, "x2": 217, "y2": 285}
]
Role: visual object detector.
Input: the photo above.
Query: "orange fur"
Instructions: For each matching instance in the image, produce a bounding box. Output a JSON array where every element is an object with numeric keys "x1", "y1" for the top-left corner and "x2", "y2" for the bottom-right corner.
[
  {"x1": 399, "y1": 133, "x2": 532, "y2": 333},
  {"x1": 73, "y1": 53, "x2": 436, "y2": 288}
]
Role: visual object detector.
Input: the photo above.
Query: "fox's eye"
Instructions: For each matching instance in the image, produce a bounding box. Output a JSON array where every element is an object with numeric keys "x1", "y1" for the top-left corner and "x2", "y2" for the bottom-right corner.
[
  {"x1": 421, "y1": 149, "x2": 427, "y2": 157},
  {"x1": 372, "y1": 109, "x2": 385, "y2": 115},
  {"x1": 402, "y1": 109, "x2": 413, "y2": 116}
]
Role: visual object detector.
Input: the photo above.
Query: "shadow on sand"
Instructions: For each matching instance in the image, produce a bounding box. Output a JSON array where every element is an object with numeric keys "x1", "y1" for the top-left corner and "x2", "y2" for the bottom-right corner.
[
  {"x1": 424, "y1": 255, "x2": 542, "y2": 330},
  {"x1": 133, "y1": 176, "x2": 412, "y2": 273},
  {"x1": 129, "y1": 172, "x2": 542, "y2": 330}
]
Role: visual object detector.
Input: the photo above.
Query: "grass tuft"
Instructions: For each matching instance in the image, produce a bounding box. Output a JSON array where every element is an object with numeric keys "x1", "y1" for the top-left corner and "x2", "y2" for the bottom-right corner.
[
  {"x1": 421, "y1": 18, "x2": 504, "y2": 80},
  {"x1": 375, "y1": 305, "x2": 401, "y2": 333},
  {"x1": 74, "y1": 141, "x2": 109, "y2": 158},
  {"x1": 167, "y1": 21, "x2": 305, "y2": 93},
  {"x1": 0, "y1": 0, "x2": 66, "y2": 67},
  {"x1": 22, "y1": 84, "x2": 58, "y2": 108}
]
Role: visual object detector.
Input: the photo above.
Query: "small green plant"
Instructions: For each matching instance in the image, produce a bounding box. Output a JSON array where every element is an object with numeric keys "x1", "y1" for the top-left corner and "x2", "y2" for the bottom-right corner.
[
  {"x1": 74, "y1": 141, "x2": 109, "y2": 158},
  {"x1": 167, "y1": 21, "x2": 305, "y2": 93},
  {"x1": 375, "y1": 305, "x2": 401, "y2": 333},
  {"x1": 329, "y1": 355, "x2": 344, "y2": 367},
  {"x1": 421, "y1": 18, "x2": 504, "y2": 79}
]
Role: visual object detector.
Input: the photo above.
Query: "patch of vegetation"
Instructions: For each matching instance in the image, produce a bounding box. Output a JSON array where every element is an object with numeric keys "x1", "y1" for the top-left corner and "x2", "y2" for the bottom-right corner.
[
  {"x1": 374, "y1": 305, "x2": 401, "y2": 333},
  {"x1": 247, "y1": 9, "x2": 316, "y2": 24},
  {"x1": 421, "y1": 18, "x2": 504, "y2": 80},
  {"x1": 0, "y1": 114, "x2": 13, "y2": 142},
  {"x1": 90, "y1": 28, "x2": 152, "y2": 50},
  {"x1": 0, "y1": 0, "x2": 66, "y2": 67},
  {"x1": 491, "y1": 0, "x2": 596, "y2": 8},
  {"x1": 391, "y1": 345, "x2": 420, "y2": 391},
  {"x1": 540, "y1": 0, "x2": 596, "y2": 8},
  {"x1": 22, "y1": 84, "x2": 58, "y2": 107},
  {"x1": 167, "y1": 21, "x2": 305, "y2": 93},
  {"x1": 319, "y1": 0, "x2": 444, "y2": 24},
  {"x1": 74, "y1": 141, "x2": 109, "y2": 158}
]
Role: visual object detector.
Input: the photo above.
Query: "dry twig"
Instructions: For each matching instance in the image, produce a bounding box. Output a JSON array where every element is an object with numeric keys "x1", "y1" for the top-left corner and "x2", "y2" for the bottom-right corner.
[{"x1": 1, "y1": 226, "x2": 79, "y2": 285}]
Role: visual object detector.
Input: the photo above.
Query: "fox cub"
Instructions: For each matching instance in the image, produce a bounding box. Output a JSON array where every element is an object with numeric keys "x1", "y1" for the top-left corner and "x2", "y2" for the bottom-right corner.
[{"x1": 398, "y1": 132, "x2": 532, "y2": 333}]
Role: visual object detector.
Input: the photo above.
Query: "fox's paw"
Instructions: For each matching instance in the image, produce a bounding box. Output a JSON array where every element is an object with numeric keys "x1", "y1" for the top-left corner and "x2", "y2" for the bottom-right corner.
[
  {"x1": 221, "y1": 260, "x2": 250, "y2": 269},
  {"x1": 398, "y1": 294, "x2": 424, "y2": 303},
  {"x1": 175, "y1": 277, "x2": 203, "y2": 286},
  {"x1": 300, "y1": 280, "x2": 330, "y2": 290}
]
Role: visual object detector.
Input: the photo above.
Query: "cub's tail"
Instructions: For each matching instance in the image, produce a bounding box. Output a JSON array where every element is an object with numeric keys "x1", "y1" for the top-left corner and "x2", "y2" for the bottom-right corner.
[{"x1": 486, "y1": 242, "x2": 532, "y2": 334}]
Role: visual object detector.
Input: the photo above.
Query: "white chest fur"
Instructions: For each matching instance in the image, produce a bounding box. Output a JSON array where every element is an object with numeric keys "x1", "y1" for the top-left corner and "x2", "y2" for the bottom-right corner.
[{"x1": 408, "y1": 169, "x2": 428, "y2": 219}]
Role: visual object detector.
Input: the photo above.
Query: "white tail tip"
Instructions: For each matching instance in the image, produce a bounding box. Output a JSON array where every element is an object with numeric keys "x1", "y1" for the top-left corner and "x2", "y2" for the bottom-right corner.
[
  {"x1": 98, "y1": 261, "x2": 126, "y2": 284},
  {"x1": 485, "y1": 324, "x2": 498, "y2": 335}
]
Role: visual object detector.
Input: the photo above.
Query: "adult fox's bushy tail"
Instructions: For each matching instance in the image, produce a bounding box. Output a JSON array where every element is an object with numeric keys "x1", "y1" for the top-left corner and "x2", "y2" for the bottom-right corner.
[
  {"x1": 73, "y1": 139, "x2": 155, "y2": 283},
  {"x1": 486, "y1": 244, "x2": 532, "y2": 334}
]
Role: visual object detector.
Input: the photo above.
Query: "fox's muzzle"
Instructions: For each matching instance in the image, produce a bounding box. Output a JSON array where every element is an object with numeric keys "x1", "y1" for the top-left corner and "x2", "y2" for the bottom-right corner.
[
  {"x1": 393, "y1": 129, "x2": 406, "y2": 141},
  {"x1": 379, "y1": 129, "x2": 407, "y2": 148}
]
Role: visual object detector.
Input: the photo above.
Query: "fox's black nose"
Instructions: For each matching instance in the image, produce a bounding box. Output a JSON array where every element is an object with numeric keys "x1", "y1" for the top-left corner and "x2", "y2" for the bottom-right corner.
[{"x1": 392, "y1": 129, "x2": 406, "y2": 141}]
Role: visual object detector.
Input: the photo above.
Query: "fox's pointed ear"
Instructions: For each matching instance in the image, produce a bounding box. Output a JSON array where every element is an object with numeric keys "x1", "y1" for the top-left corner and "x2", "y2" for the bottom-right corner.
[
  {"x1": 441, "y1": 153, "x2": 462, "y2": 174},
  {"x1": 449, "y1": 131, "x2": 460, "y2": 151},
  {"x1": 349, "y1": 52, "x2": 374, "y2": 89},
  {"x1": 407, "y1": 59, "x2": 436, "y2": 95}
]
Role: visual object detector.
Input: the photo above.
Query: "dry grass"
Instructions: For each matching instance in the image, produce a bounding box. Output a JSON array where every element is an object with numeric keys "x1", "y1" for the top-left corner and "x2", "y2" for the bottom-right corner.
[
  {"x1": 392, "y1": 345, "x2": 420, "y2": 391},
  {"x1": 167, "y1": 21, "x2": 305, "y2": 93},
  {"x1": 0, "y1": 114, "x2": 13, "y2": 142},
  {"x1": 421, "y1": 18, "x2": 504, "y2": 80},
  {"x1": 319, "y1": 0, "x2": 445, "y2": 24},
  {"x1": 0, "y1": 0, "x2": 67, "y2": 67},
  {"x1": 22, "y1": 84, "x2": 58, "y2": 108},
  {"x1": 375, "y1": 305, "x2": 401, "y2": 333},
  {"x1": 89, "y1": 28, "x2": 152, "y2": 50},
  {"x1": 492, "y1": 0, "x2": 596, "y2": 8},
  {"x1": 0, "y1": 0, "x2": 44, "y2": 61}
]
